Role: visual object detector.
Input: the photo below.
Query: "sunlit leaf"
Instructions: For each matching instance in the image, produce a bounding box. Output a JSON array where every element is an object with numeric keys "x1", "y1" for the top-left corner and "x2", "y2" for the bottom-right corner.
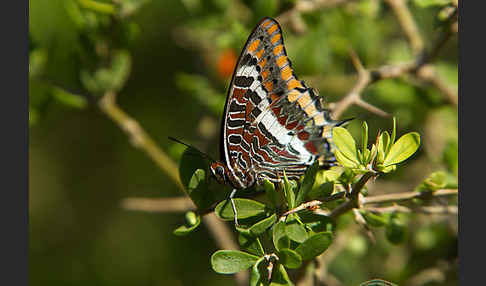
[
  {"x1": 332, "y1": 127, "x2": 359, "y2": 164},
  {"x1": 383, "y1": 132, "x2": 421, "y2": 166}
]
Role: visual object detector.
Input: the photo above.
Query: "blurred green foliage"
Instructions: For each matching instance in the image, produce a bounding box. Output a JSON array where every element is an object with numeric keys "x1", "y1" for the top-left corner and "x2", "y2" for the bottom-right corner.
[{"x1": 30, "y1": 0, "x2": 457, "y2": 285}]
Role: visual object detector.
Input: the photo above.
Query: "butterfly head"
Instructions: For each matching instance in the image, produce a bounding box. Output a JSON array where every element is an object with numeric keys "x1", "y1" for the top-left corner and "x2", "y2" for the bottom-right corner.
[{"x1": 210, "y1": 161, "x2": 228, "y2": 185}]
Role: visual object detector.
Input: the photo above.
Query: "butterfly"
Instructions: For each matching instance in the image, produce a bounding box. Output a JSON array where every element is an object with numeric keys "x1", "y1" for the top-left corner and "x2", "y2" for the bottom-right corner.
[{"x1": 208, "y1": 17, "x2": 349, "y2": 223}]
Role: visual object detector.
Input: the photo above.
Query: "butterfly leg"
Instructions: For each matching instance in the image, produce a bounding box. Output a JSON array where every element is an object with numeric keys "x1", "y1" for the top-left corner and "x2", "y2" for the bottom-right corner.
[{"x1": 230, "y1": 188, "x2": 239, "y2": 226}]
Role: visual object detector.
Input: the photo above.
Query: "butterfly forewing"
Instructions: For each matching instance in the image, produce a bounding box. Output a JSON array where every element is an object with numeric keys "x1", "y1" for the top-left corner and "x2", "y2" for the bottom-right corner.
[{"x1": 221, "y1": 17, "x2": 341, "y2": 187}]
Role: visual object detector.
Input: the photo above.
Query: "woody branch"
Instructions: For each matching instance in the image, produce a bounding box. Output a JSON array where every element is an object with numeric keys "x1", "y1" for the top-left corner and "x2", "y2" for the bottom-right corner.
[{"x1": 330, "y1": 1, "x2": 458, "y2": 119}]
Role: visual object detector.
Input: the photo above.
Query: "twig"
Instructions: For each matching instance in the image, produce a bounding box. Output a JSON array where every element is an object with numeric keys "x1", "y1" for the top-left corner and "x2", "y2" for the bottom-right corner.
[
  {"x1": 280, "y1": 200, "x2": 323, "y2": 221},
  {"x1": 384, "y1": 0, "x2": 424, "y2": 54},
  {"x1": 121, "y1": 196, "x2": 195, "y2": 213},
  {"x1": 361, "y1": 189, "x2": 458, "y2": 205},
  {"x1": 99, "y1": 91, "x2": 185, "y2": 192},
  {"x1": 364, "y1": 204, "x2": 458, "y2": 215},
  {"x1": 329, "y1": 172, "x2": 376, "y2": 219},
  {"x1": 277, "y1": 0, "x2": 359, "y2": 25}
]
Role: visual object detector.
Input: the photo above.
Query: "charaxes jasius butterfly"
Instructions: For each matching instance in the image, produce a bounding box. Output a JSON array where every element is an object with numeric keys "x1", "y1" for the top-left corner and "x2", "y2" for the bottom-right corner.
[{"x1": 208, "y1": 17, "x2": 349, "y2": 223}]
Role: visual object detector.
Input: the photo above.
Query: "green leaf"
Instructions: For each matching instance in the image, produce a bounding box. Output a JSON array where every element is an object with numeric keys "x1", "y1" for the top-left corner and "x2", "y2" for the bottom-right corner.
[
  {"x1": 359, "y1": 210, "x2": 388, "y2": 227},
  {"x1": 360, "y1": 279, "x2": 398, "y2": 286},
  {"x1": 332, "y1": 127, "x2": 359, "y2": 165},
  {"x1": 173, "y1": 211, "x2": 201, "y2": 236},
  {"x1": 238, "y1": 230, "x2": 265, "y2": 256},
  {"x1": 29, "y1": 49, "x2": 47, "y2": 78},
  {"x1": 285, "y1": 218, "x2": 309, "y2": 243},
  {"x1": 413, "y1": 0, "x2": 451, "y2": 8},
  {"x1": 250, "y1": 214, "x2": 277, "y2": 237},
  {"x1": 424, "y1": 171, "x2": 447, "y2": 190},
  {"x1": 109, "y1": 50, "x2": 132, "y2": 92},
  {"x1": 383, "y1": 132, "x2": 421, "y2": 166},
  {"x1": 381, "y1": 131, "x2": 391, "y2": 158},
  {"x1": 269, "y1": 264, "x2": 294, "y2": 286},
  {"x1": 296, "y1": 161, "x2": 319, "y2": 205},
  {"x1": 307, "y1": 181, "x2": 334, "y2": 200},
  {"x1": 272, "y1": 221, "x2": 289, "y2": 251},
  {"x1": 334, "y1": 149, "x2": 359, "y2": 168},
  {"x1": 295, "y1": 232, "x2": 333, "y2": 260},
  {"x1": 361, "y1": 121, "x2": 369, "y2": 158},
  {"x1": 264, "y1": 179, "x2": 279, "y2": 209},
  {"x1": 211, "y1": 250, "x2": 260, "y2": 274},
  {"x1": 51, "y1": 86, "x2": 87, "y2": 109},
  {"x1": 186, "y1": 169, "x2": 211, "y2": 210},
  {"x1": 386, "y1": 214, "x2": 407, "y2": 244},
  {"x1": 250, "y1": 257, "x2": 266, "y2": 286},
  {"x1": 179, "y1": 147, "x2": 208, "y2": 188},
  {"x1": 282, "y1": 171, "x2": 295, "y2": 209},
  {"x1": 215, "y1": 198, "x2": 266, "y2": 221},
  {"x1": 278, "y1": 248, "x2": 302, "y2": 269},
  {"x1": 390, "y1": 117, "x2": 397, "y2": 146},
  {"x1": 416, "y1": 171, "x2": 447, "y2": 192}
]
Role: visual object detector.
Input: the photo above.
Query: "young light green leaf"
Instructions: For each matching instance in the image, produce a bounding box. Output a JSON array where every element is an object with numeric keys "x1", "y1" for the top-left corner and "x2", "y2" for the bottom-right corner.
[
  {"x1": 361, "y1": 121, "x2": 369, "y2": 157},
  {"x1": 215, "y1": 198, "x2": 266, "y2": 221},
  {"x1": 250, "y1": 214, "x2": 277, "y2": 237},
  {"x1": 334, "y1": 149, "x2": 359, "y2": 168},
  {"x1": 295, "y1": 231, "x2": 333, "y2": 260},
  {"x1": 390, "y1": 117, "x2": 397, "y2": 146},
  {"x1": 383, "y1": 132, "x2": 420, "y2": 166},
  {"x1": 332, "y1": 127, "x2": 359, "y2": 164},
  {"x1": 278, "y1": 248, "x2": 302, "y2": 269},
  {"x1": 211, "y1": 250, "x2": 260, "y2": 274}
]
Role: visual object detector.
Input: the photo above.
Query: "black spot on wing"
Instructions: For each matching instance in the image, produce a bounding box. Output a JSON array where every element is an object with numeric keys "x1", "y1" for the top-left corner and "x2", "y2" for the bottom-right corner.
[{"x1": 234, "y1": 76, "x2": 254, "y2": 88}]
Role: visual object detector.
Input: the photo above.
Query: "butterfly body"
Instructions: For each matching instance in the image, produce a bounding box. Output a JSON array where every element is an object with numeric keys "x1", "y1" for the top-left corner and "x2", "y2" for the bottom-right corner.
[{"x1": 210, "y1": 17, "x2": 345, "y2": 191}]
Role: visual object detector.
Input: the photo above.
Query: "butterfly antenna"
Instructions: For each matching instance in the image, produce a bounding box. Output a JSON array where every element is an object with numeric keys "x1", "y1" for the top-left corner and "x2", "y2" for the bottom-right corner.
[{"x1": 168, "y1": 137, "x2": 216, "y2": 162}]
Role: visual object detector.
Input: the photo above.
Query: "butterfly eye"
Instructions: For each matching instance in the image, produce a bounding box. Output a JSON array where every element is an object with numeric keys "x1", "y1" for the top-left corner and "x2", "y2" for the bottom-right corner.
[{"x1": 215, "y1": 166, "x2": 225, "y2": 177}]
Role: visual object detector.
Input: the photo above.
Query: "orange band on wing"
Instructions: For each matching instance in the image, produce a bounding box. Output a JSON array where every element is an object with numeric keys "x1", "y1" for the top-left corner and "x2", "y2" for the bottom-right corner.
[
  {"x1": 276, "y1": 55, "x2": 288, "y2": 68},
  {"x1": 273, "y1": 45, "x2": 283, "y2": 56},
  {"x1": 267, "y1": 24, "x2": 278, "y2": 35},
  {"x1": 248, "y1": 39, "x2": 260, "y2": 53},
  {"x1": 271, "y1": 33, "x2": 281, "y2": 44},
  {"x1": 281, "y1": 65, "x2": 292, "y2": 81}
]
